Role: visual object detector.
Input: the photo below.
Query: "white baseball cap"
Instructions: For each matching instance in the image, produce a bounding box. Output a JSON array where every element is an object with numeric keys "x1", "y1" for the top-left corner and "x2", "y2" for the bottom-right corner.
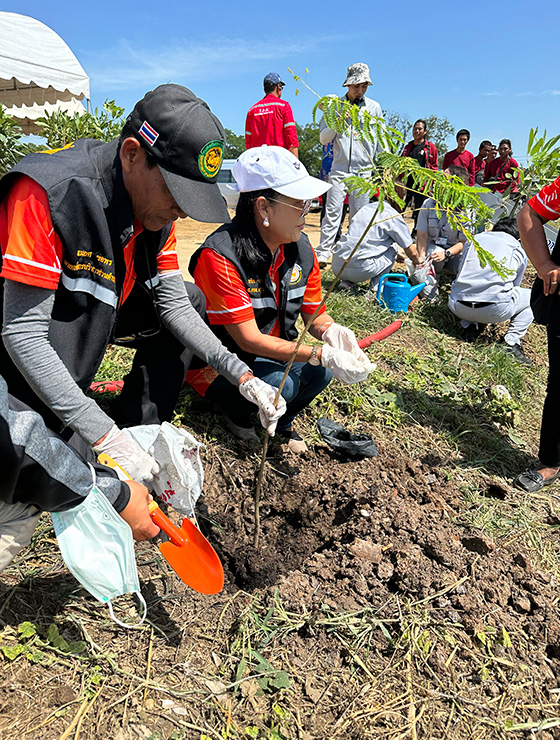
[{"x1": 231, "y1": 146, "x2": 331, "y2": 200}]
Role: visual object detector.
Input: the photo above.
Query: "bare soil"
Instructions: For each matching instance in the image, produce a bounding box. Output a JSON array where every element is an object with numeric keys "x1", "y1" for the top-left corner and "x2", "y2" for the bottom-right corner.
[{"x1": 1, "y1": 423, "x2": 560, "y2": 739}]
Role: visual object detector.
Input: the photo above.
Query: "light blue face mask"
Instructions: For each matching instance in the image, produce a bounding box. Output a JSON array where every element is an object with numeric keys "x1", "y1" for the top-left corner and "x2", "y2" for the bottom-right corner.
[{"x1": 51, "y1": 467, "x2": 146, "y2": 628}]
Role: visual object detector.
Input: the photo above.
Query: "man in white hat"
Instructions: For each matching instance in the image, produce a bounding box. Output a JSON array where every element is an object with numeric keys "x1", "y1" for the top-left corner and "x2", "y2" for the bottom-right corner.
[{"x1": 316, "y1": 62, "x2": 384, "y2": 267}]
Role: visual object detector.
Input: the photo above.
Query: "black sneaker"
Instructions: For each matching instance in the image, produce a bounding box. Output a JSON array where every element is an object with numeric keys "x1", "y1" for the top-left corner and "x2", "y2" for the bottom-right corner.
[
  {"x1": 503, "y1": 343, "x2": 533, "y2": 366},
  {"x1": 514, "y1": 468, "x2": 560, "y2": 492},
  {"x1": 462, "y1": 323, "x2": 484, "y2": 343}
]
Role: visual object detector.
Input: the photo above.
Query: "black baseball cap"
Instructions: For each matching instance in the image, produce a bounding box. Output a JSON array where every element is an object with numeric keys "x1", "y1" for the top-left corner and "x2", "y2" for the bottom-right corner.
[{"x1": 126, "y1": 84, "x2": 229, "y2": 223}]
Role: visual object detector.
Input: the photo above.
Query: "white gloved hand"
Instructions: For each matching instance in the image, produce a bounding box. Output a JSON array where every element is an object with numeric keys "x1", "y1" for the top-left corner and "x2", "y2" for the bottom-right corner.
[
  {"x1": 321, "y1": 344, "x2": 375, "y2": 384},
  {"x1": 321, "y1": 323, "x2": 360, "y2": 352},
  {"x1": 93, "y1": 424, "x2": 160, "y2": 485},
  {"x1": 239, "y1": 377, "x2": 287, "y2": 436}
]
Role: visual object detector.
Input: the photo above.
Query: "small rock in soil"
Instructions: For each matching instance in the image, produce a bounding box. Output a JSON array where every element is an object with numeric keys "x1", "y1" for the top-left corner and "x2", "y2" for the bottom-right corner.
[
  {"x1": 347, "y1": 538, "x2": 383, "y2": 563},
  {"x1": 512, "y1": 595, "x2": 532, "y2": 613}
]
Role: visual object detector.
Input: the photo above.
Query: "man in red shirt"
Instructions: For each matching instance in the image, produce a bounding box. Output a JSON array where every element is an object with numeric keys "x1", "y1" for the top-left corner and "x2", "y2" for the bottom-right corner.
[
  {"x1": 514, "y1": 175, "x2": 560, "y2": 492},
  {"x1": 443, "y1": 129, "x2": 476, "y2": 186},
  {"x1": 483, "y1": 138, "x2": 519, "y2": 195},
  {"x1": 474, "y1": 139, "x2": 492, "y2": 185},
  {"x1": 245, "y1": 73, "x2": 299, "y2": 156}
]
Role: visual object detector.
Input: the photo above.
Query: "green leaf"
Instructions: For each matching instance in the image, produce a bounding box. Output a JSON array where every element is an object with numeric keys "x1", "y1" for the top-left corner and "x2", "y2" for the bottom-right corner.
[
  {"x1": 46, "y1": 623, "x2": 70, "y2": 651},
  {"x1": 18, "y1": 621, "x2": 37, "y2": 640},
  {"x1": 507, "y1": 429, "x2": 527, "y2": 447},
  {"x1": 28, "y1": 649, "x2": 45, "y2": 664},
  {"x1": 269, "y1": 671, "x2": 290, "y2": 689},
  {"x1": 1, "y1": 644, "x2": 25, "y2": 660},
  {"x1": 66, "y1": 641, "x2": 87, "y2": 654}
]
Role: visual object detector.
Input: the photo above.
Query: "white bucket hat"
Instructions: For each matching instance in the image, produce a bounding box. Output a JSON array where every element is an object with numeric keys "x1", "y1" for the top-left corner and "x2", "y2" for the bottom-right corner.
[
  {"x1": 231, "y1": 146, "x2": 331, "y2": 200},
  {"x1": 343, "y1": 62, "x2": 372, "y2": 86}
]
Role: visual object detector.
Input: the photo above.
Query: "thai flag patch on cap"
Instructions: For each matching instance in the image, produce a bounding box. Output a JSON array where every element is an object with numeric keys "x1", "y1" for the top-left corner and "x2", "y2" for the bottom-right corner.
[{"x1": 138, "y1": 120, "x2": 159, "y2": 146}]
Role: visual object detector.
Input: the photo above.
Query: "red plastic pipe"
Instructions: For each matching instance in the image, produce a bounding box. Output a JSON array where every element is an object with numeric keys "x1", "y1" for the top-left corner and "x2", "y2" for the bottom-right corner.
[
  {"x1": 89, "y1": 379, "x2": 124, "y2": 394},
  {"x1": 357, "y1": 320, "x2": 402, "y2": 349}
]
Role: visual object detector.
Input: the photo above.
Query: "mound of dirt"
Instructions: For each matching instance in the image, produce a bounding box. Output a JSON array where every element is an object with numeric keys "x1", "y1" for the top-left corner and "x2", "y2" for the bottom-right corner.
[{"x1": 2, "y1": 433, "x2": 560, "y2": 739}]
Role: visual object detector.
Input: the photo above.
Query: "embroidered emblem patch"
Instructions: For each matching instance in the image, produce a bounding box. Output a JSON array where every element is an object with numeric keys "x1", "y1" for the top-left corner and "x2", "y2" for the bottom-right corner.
[
  {"x1": 290, "y1": 265, "x2": 303, "y2": 284},
  {"x1": 198, "y1": 140, "x2": 224, "y2": 179},
  {"x1": 138, "y1": 120, "x2": 159, "y2": 146}
]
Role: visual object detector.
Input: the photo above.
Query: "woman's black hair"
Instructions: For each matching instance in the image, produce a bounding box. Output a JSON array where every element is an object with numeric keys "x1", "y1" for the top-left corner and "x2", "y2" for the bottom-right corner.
[
  {"x1": 233, "y1": 188, "x2": 277, "y2": 269},
  {"x1": 499, "y1": 138, "x2": 512, "y2": 153},
  {"x1": 413, "y1": 118, "x2": 427, "y2": 132}
]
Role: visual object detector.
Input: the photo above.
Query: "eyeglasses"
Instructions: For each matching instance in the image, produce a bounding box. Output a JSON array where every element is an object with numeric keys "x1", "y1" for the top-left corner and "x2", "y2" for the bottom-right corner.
[{"x1": 266, "y1": 197, "x2": 312, "y2": 218}]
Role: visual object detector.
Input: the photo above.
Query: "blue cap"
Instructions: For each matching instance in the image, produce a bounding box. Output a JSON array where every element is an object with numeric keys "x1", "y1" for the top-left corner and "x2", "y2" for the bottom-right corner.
[{"x1": 263, "y1": 72, "x2": 285, "y2": 87}]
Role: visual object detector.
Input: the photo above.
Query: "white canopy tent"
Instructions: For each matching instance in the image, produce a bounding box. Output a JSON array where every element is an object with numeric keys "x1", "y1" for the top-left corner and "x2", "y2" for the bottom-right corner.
[{"x1": 0, "y1": 12, "x2": 90, "y2": 134}]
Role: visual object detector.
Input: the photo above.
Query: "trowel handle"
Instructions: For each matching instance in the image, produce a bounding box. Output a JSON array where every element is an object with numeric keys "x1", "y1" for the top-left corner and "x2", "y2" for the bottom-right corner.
[{"x1": 148, "y1": 500, "x2": 186, "y2": 547}]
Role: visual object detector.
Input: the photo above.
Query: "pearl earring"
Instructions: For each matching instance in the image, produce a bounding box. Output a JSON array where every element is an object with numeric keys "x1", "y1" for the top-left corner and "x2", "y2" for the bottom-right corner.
[{"x1": 263, "y1": 217, "x2": 269, "y2": 227}]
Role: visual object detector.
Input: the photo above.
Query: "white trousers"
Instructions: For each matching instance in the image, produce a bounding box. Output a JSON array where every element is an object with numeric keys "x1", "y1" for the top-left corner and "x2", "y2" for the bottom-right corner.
[
  {"x1": 316, "y1": 171, "x2": 371, "y2": 262},
  {"x1": 331, "y1": 247, "x2": 398, "y2": 290},
  {"x1": 0, "y1": 500, "x2": 41, "y2": 573},
  {"x1": 448, "y1": 287, "x2": 533, "y2": 346}
]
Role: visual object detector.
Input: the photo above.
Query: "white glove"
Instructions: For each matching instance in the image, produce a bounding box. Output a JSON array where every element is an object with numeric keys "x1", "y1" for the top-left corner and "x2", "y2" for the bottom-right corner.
[
  {"x1": 321, "y1": 323, "x2": 360, "y2": 352},
  {"x1": 239, "y1": 377, "x2": 287, "y2": 436},
  {"x1": 93, "y1": 425, "x2": 160, "y2": 485},
  {"x1": 321, "y1": 344, "x2": 375, "y2": 384}
]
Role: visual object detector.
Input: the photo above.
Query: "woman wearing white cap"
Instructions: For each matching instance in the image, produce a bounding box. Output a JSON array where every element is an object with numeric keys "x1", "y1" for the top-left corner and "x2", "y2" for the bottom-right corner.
[{"x1": 187, "y1": 146, "x2": 374, "y2": 453}]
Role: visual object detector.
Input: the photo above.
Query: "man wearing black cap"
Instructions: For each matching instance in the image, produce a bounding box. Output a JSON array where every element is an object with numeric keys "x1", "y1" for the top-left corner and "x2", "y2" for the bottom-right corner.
[
  {"x1": 0, "y1": 84, "x2": 285, "y2": 515},
  {"x1": 244, "y1": 73, "x2": 299, "y2": 156}
]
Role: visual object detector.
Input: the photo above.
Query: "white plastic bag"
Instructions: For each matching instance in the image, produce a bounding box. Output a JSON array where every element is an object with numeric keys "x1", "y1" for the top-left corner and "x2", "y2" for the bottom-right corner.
[
  {"x1": 406, "y1": 259, "x2": 439, "y2": 301},
  {"x1": 128, "y1": 423, "x2": 205, "y2": 518}
]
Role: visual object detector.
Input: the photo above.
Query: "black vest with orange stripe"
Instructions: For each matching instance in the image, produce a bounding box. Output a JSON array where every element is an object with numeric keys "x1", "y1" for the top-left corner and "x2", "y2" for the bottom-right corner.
[{"x1": 189, "y1": 221, "x2": 316, "y2": 366}]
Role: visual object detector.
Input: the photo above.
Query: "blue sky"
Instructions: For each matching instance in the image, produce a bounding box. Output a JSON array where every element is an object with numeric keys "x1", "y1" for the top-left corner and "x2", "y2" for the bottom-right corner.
[{"x1": 8, "y1": 0, "x2": 560, "y2": 167}]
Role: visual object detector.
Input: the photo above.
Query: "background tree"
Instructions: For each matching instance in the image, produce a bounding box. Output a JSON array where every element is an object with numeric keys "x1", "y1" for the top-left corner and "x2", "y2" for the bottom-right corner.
[
  {"x1": 424, "y1": 115, "x2": 454, "y2": 158},
  {"x1": 0, "y1": 106, "x2": 25, "y2": 175},
  {"x1": 383, "y1": 111, "x2": 411, "y2": 147},
  {"x1": 223, "y1": 128, "x2": 245, "y2": 159},
  {"x1": 296, "y1": 122, "x2": 322, "y2": 175},
  {"x1": 36, "y1": 100, "x2": 125, "y2": 148}
]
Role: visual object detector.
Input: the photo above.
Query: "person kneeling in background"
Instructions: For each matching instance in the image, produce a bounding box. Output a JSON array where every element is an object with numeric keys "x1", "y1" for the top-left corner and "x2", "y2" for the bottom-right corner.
[
  {"x1": 331, "y1": 199, "x2": 421, "y2": 296},
  {"x1": 447, "y1": 217, "x2": 533, "y2": 365},
  {"x1": 187, "y1": 146, "x2": 374, "y2": 453},
  {"x1": 415, "y1": 165, "x2": 470, "y2": 278}
]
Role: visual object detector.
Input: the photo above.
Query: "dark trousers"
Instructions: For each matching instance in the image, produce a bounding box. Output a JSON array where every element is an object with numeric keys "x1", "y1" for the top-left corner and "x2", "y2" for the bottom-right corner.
[
  {"x1": 539, "y1": 317, "x2": 560, "y2": 466},
  {"x1": 110, "y1": 282, "x2": 206, "y2": 429},
  {"x1": 405, "y1": 187, "x2": 428, "y2": 231}
]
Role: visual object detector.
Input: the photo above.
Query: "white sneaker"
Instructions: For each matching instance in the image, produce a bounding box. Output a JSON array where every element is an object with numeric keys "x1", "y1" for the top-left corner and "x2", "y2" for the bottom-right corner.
[{"x1": 278, "y1": 428, "x2": 308, "y2": 454}]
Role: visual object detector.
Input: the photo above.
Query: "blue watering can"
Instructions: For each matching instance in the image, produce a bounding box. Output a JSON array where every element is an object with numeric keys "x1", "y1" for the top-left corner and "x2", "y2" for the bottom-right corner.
[{"x1": 377, "y1": 274, "x2": 426, "y2": 313}]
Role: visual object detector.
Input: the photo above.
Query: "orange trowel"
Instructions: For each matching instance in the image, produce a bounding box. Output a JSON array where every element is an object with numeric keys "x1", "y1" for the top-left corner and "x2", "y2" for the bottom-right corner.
[
  {"x1": 98, "y1": 453, "x2": 224, "y2": 594},
  {"x1": 148, "y1": 500, "x2": 224, "y2": 594}
]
